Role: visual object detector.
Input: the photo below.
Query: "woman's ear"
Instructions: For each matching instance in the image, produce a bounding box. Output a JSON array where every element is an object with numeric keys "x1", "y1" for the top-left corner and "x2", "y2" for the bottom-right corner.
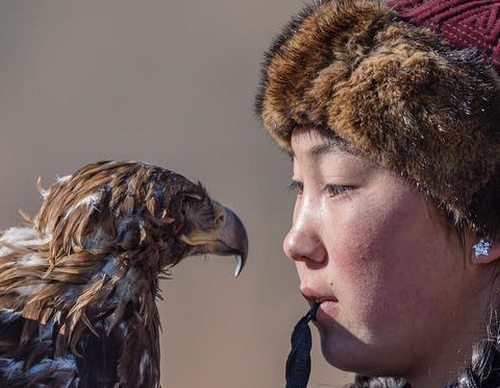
[{"x1": 471, "y1": 238, "x2": 500, "y2": 264}]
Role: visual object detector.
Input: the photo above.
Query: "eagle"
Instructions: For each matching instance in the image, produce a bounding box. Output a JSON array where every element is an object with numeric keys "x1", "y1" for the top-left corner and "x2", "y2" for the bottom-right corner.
[{"x1": 0, "y1": 160, "x2": 248, "y2": 387}]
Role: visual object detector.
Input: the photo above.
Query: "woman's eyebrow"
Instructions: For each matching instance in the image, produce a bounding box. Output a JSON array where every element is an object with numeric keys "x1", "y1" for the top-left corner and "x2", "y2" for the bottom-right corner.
[
  {"x1": 287, "y1": 132, "x2": 360, "y2": 159},
  {"x1": 310, "y1": 141, "x2": 339, "y2": 156},
  {"x1": 287, "y1": 142, "x2": 339, "y2": 160}
]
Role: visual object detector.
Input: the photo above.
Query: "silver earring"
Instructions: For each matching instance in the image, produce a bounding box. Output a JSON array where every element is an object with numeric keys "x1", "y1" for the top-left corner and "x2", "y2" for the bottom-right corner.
[{"x1": 473, "y1": 238, "x2": 492, "y2": 259}]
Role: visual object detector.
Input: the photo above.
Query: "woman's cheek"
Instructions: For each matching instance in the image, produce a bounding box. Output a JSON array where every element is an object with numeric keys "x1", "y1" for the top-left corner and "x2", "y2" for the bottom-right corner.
[{"x1": 323, "y1": 211, "x2": 410, "y2": 325}]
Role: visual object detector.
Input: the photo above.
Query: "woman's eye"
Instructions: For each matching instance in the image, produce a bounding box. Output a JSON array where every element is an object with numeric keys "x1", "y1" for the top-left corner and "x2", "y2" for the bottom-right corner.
[
  {"x1": 288, "y1": 180, "x2": 303, "y2": 195},
  {"x1": 324, "y1": 184, "x2": 352, "y2": 197}
]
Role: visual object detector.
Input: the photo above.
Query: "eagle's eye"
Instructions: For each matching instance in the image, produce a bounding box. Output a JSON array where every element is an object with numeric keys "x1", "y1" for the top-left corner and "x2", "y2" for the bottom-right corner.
[
  {"x1": 180, "y1": 192, "x2": 205, "y2": 214},
  {"x1": 179, "y1": 190, "x2": 214, "y2": 230},
  {"x1": 184, "y1": 193, "x2": 203, "y2": 202}
]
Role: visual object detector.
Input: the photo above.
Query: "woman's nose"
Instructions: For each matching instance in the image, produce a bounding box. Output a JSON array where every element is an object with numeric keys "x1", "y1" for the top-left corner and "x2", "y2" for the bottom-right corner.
[{"x1": 283, "y1": 211, "x2": 326, "y2": 264}]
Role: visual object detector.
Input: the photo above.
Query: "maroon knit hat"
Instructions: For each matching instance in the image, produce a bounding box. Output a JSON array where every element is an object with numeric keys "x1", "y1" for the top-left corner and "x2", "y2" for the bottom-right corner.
[{"x1": 388, "y1": 0, "x2": 500, "y2": 73}]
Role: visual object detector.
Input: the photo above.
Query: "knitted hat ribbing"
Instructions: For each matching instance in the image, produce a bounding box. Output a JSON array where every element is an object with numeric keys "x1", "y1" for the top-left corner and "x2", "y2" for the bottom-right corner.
[{"x1": 389, "y1": 0, "x2": 500, "y2": 73}]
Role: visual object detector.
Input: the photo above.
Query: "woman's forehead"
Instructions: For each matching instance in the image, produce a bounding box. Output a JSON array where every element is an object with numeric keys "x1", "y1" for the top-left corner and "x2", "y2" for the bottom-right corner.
[{"x1": 290, "y1": 127, "x2": 363, "y2": 159}]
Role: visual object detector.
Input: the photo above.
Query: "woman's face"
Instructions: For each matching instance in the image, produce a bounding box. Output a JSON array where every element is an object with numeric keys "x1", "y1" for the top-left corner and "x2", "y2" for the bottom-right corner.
[{"x1": 283, "y1": 128, "x2": 487, "y2": 380}]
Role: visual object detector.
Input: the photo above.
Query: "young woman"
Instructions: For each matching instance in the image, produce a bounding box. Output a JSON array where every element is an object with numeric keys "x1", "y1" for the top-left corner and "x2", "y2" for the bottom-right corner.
[{"x1": 255, "y1": 0, "x2": 500, "y2": 387}]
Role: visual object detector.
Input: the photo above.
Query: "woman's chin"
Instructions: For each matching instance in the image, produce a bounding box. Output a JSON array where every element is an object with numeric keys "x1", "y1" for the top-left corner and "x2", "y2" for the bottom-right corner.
[
  {"x1": 317, "y1": 326, "x2": 376, "y2": 375},
  {"x1": 320, "y1": 338, "x2": 355, "y2": 372}
]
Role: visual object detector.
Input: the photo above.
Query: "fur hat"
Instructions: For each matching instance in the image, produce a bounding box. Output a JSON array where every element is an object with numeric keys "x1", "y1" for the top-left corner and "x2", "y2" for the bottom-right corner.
[{"x1": 255, "y1": 0, "x2": 500, "y2": 236}]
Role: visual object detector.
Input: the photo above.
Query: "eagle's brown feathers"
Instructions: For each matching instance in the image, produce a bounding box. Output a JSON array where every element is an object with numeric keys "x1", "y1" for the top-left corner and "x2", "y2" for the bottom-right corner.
[{"x1": 0, "y1": 161, "x2": 248, "y2": 388}]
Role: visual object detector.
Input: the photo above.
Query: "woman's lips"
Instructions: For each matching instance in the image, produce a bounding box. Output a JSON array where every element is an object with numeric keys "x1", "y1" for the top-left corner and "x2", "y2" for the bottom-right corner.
[
  {"x1": 301, "y1": 288, "x2": 338, "y2": 305},
  {"x1": 301, "y1": 288, "x2": 338, "y2": 321},
  {"x1": 301, "y1": 289, "x2": 338, "y2": 306}
]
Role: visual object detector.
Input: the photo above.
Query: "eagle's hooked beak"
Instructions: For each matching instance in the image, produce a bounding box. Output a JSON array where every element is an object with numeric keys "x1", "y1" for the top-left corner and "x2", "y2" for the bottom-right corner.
[
  {"x1": 213, "y1": 205, "x2": 248, "y2": 277},
  {"x1": 180, "y1": 203, "x2": 248, "y2": 277}
]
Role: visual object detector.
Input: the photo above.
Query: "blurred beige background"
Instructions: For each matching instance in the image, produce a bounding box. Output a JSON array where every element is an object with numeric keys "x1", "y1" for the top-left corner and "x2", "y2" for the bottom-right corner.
[{"x1": 0, "y1": 1, "x2": 355, "y2": 387}]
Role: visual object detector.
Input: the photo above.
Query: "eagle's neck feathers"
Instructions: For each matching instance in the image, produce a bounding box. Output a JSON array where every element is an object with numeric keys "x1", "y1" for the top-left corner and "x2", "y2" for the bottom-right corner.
[{"x1": 0, "y1": 224, "x2": 163, "y2": 385}]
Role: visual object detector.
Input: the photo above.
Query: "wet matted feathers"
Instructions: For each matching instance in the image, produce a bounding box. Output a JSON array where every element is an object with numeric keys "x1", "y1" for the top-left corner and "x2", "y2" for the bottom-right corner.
[{"x1": 0, "y1": 160, "x2": 248, "y2": 388}]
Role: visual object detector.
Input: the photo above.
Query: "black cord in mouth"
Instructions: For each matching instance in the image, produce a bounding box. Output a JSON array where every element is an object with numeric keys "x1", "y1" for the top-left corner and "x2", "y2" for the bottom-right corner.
[
  {"x1": 285, "y1": 303, "x2": 320, "y2": 388},
  {"x1": 305, "y1": 302, "x2": 320, "y2": 322}
]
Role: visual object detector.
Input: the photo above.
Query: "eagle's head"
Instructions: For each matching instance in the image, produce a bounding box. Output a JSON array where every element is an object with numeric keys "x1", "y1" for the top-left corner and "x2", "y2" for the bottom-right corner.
[{"x1": 34, "y1": 160, "x2": 248, "y2": 276}]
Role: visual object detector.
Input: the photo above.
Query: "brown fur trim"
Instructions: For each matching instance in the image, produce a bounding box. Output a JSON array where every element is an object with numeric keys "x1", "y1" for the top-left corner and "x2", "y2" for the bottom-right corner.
[{"x1": 255, "y1": 0, "x2": 500, "y2": 235}]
